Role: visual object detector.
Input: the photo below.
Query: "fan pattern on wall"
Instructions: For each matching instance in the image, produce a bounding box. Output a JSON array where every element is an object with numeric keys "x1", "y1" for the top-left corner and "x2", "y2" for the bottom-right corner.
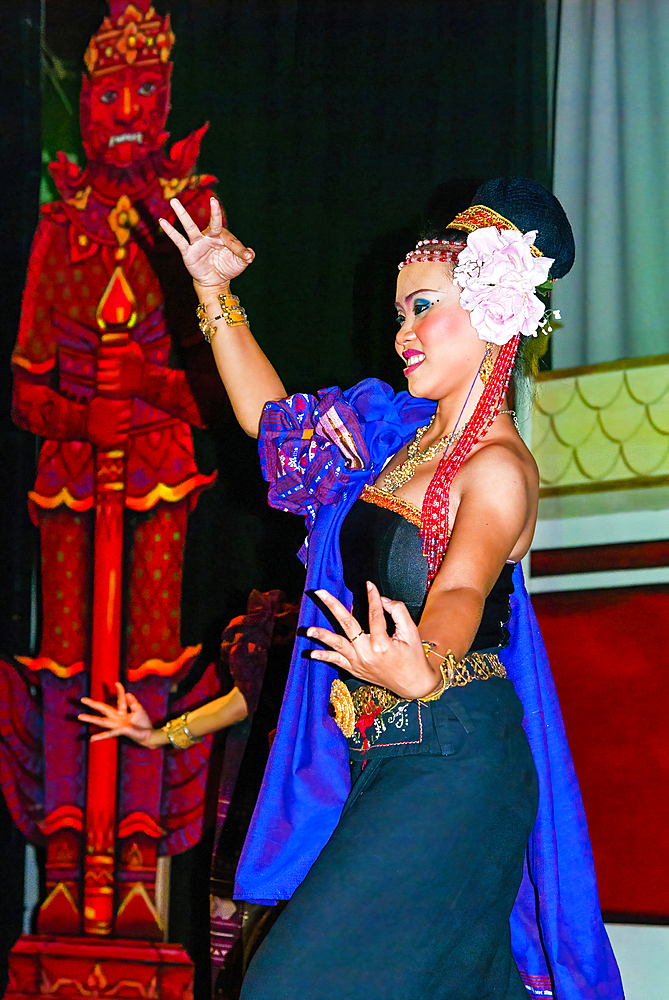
[{"x1": 533, "y1": 358, "x2": 669, "y2": 495}]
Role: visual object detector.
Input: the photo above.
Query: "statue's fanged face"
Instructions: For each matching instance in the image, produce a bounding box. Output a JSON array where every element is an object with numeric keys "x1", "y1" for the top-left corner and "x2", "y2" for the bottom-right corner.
[{"x1": 81, "y1": 64, "x2": 171, "y2": 167}]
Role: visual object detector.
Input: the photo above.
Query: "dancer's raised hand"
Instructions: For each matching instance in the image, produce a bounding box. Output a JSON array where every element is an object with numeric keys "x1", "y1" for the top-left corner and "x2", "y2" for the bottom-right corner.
[
  {"x1": 159, "y1": 196, "x2": 254, "y2": 289},
  {"x1": 79, "y1": 682, "x2": 156, "y2": 747}
]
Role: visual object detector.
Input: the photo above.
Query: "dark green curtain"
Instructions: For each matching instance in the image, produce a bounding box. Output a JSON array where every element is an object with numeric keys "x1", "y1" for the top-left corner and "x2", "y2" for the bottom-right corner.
[{"x1": 170, "y1": 0, "x2": 549, "y2": 392}]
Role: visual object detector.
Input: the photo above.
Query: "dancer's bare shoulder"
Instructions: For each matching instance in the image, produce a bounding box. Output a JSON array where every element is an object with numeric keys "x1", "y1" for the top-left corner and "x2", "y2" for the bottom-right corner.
[{"x1": 449, "y1": 428, "x2": 539, "y2": 564}]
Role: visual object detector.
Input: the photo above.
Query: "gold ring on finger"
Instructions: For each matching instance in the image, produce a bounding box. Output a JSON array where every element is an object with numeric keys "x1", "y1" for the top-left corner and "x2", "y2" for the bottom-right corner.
[{"x1": 350, "y1": 631, "x2": 364, "y2": 643}]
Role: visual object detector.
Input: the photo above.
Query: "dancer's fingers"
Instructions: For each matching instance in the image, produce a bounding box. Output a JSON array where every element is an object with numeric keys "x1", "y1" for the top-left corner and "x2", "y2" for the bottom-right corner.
[
  {"x1": 78, "y1": 713, "x2": 119, "y2": 729},
  {"x1": 80, "y1": 697, "x2": 116, "y2": 719},
  {"x1": 115, "y1": 681, "x2": 127, "y2": 714},
  {"x1": 170, "y1": 198, "x2": 203, "y2": 242},
  {"x1": 125, "y1": 691, "x2": 143, "y2": 713},
  {"x1": 208, "y1": 196, "x2": 223, "y2": 236},
  {"x1": 313, "y1": 589, "x2": 363, "y2": 642},
  {"x1": 215, "y1": 229, "x2": 254, "y2": 263},
  {"x1": 90, "y1": 727, "x2": 125, "y2": 743},
  {"x1": 379, "y1": 594, "x2": 419, "y2": 641},
  {"x1": 309, "y1": 649, "x2": 351, "y2": 671},
  {"x1": 366, "y1": 581, "x2": 390, "y2": 643},
  {"x1": 158, "y1": 216, "x2": 190, "y2": 254},
  {"x1": 306, "y1": 625, "x2": 353, "y2": 655}
]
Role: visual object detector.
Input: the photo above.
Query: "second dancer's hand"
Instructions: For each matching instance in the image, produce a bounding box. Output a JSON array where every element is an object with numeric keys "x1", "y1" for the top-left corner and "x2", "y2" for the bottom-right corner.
[
  {"x1": 307, "y1": 581, "x2": 440, "y2": 700},
  {"x1": 79, "y1": 682, "x2": 159, "y2": 747},
  {"x1": 159, "y1": 196, "x2": 254, "y2": 289}
]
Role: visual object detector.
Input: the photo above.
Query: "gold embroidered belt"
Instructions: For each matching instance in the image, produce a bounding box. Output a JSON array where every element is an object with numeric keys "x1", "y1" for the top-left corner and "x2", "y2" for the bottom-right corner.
[{"x1": 329, "y1": 651, "x2": 507, "y2": 739}]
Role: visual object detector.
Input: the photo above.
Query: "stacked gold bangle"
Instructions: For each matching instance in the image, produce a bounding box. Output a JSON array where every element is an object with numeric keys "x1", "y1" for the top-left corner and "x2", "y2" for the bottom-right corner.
[
  {"x1": 419, "y1": 643, "x2": 507, "y2": 702},
  {"x1": 196, "y1": 293, "x2": 249, "y2": 343},
  {"x1": 162, "y1": 712, "x2": 202, "y2": 750},
  {"x1": 419, "y1": 642, "x2": 457, "y2": 702}
]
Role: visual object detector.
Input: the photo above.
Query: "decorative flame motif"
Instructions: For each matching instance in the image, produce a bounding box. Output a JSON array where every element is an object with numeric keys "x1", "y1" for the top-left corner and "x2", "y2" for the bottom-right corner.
[{"x1": 96, "y1": 267, "x2": 137, "y2": 329}]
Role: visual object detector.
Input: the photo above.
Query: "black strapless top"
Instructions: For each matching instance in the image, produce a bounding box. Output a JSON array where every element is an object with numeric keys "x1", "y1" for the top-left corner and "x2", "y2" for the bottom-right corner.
[{"x1": 339, "y1": 498, "x2": 513, "y2": 652}]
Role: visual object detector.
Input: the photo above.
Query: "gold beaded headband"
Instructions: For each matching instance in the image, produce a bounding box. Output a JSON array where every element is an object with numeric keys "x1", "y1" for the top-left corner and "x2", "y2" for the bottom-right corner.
[
  {"x1": 398, "y1": 204, "x2": 544, "y2": 270},
  {"x1": 447, "y1": 205, "x2": 544, "y2": 257}
]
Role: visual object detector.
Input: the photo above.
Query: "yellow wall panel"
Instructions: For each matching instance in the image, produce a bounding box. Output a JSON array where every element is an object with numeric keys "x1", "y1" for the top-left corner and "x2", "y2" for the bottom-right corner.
[{"x1": 533, "y1": 355, "x2": 669, "y2": 495}]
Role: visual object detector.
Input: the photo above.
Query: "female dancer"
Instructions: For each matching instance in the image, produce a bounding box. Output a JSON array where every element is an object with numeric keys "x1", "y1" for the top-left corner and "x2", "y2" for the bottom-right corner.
[{"x1": 85, "y1": 178, "x2": 623, "y2": 999}]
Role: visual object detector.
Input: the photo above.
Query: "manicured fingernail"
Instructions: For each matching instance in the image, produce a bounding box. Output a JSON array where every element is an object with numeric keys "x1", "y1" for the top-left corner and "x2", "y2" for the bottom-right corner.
[
  {"x1": 244, "y1": 250, "x2": 253, "y2": 260},
  {"x1": 307, "y1": 628, "x2": 316, "y2": 638}
]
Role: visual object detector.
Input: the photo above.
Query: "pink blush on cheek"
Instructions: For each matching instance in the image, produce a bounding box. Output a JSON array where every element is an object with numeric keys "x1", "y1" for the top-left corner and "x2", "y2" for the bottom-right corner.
[{"x1": 416, "y1": 304, "x2": 470, "y2": 351}]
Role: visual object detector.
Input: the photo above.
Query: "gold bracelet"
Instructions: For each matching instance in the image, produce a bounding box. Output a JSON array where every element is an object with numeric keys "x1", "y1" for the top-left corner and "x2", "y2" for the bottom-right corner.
[
  {"x1": 162, "y1": 712, "x2": 202, "y2": 750},
  {"x1": 196, "y1": 302, "x2": 216, "y2": 343},
  {"x1": 217, "y1": 293, "x2": 249, "y2": 327},
  {"x1": 196, "y1": 293, "x2": 249, "y2": 344},
  {"x1": 419, "y1": 642, "x2": 456, "y2": 702}
]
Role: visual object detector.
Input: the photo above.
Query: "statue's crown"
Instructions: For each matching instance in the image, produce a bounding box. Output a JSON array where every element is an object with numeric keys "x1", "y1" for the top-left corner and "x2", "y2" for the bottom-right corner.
[{"x1": 84, "y1": 2, "x2": 174, "y2": 77}]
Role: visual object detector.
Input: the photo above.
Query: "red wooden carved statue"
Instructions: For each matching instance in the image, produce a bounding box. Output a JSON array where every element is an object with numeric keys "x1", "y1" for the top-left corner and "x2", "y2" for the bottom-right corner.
[{"x1": 1, "y1": 3, "x2": 227, "y2": 993}]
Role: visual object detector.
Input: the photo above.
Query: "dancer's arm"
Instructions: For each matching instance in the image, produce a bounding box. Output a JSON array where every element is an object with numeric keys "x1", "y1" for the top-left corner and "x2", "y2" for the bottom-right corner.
[
  {"x1": 79, "y1": 682, "x2": 249, "y2": 749},
  {"x1": 159, "y1": 198, "x2": 286, "y2": 438}
]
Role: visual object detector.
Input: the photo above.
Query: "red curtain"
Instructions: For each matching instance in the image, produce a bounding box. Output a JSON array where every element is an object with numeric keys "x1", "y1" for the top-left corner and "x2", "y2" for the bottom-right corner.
[{"x1": 534, "y1": 584, "x2": 669, "y2": 920}]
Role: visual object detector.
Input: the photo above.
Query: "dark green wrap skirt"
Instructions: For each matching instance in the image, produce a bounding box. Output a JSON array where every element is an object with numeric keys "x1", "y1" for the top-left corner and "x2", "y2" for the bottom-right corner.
[{"x1": 241, "y1": 676, "x2": 538, "y2": 1000}]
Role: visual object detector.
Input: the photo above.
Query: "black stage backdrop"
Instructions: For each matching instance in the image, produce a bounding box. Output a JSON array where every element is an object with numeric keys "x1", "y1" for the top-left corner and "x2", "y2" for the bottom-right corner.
[{"x1": 0, "y1": 0, "x2": 548, "y2": 989}]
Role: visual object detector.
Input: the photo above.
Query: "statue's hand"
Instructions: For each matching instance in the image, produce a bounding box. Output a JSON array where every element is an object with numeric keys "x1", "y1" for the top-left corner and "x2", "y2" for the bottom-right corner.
[
  {"x1": 97, "y1": 341, "x2": 144, "y2": 399},
  {"x1": 79, "y1": 682, "x2": 156, "y2": 748},
  {"x1": 87, "y1": 396, "x2": 132, "y2": 447},
  {"x1": 159, "y1": 196, "x2": 254, "y2": 289}
]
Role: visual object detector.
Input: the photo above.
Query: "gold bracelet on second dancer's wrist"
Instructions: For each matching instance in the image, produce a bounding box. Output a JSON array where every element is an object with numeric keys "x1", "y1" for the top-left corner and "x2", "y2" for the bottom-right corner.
[{"x1": 162, "y1": 712, "x2": 202, "y2": 750}]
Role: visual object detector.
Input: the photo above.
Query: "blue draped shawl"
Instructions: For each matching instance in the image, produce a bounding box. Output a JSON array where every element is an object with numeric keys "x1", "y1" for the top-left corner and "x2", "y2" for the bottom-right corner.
[{"x1": 234, "y1": 379, "x2": 623, "y2": 1000}]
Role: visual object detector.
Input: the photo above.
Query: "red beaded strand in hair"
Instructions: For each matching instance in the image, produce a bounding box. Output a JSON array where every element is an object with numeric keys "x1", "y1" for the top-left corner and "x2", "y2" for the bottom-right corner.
[{"x1": 420, "y1": 334, "x2": 520, "y2": 584}]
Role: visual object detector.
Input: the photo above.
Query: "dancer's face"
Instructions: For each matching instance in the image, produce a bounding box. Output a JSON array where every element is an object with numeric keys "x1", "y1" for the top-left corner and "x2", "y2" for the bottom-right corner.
[{"x1": 395, "y1": 261, "x2": 486, "y2": 400}]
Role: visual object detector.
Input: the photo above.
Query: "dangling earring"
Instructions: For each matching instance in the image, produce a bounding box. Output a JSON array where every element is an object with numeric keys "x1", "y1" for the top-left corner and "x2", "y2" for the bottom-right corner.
[{"x1": 479, "y1": 342, "x2": 495, "y2": 385}]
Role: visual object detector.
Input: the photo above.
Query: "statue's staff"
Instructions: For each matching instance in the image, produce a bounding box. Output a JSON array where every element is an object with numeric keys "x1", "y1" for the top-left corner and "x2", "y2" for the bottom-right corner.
[{"x1": 83, "y1": 268, "x2": 135, "y2": 937}]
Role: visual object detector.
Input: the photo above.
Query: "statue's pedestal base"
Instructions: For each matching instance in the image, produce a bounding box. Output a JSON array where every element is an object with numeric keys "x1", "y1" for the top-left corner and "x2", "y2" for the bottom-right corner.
[{"x1": 4, "y1": 935, "x2": 194, "y2": 1000}]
